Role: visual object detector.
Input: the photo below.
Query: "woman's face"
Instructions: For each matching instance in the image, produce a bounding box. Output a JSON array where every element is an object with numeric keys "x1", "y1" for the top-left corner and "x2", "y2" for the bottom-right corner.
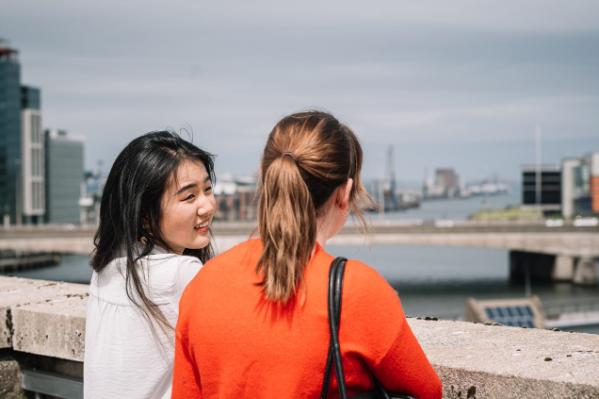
[{"x1": 160, "y1": 159, "x2": 216, "y2": 254}]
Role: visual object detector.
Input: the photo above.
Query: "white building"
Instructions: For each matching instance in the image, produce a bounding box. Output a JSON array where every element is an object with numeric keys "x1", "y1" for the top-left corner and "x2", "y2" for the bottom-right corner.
[
  {"x1": 20, "y1": 85, "x2": 45, "y2": 224},
  {"x1": 44, "y1": 129, "x2": 84, "y2": 224},
  {"x1": 561, "y1": 152, "x2": 598, "y2": 219}
]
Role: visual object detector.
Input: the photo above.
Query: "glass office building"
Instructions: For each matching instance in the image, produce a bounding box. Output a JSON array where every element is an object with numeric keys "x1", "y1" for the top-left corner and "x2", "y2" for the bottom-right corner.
[
  {"x1": 521, "y1": 165, "x2": 562, "y2": 216},
  {"x1": 44, "y1": 129, "x2": 84, "y2": 224},
  {"x1": 0, "y1": 42, "x2": 22, "y2": 224}
]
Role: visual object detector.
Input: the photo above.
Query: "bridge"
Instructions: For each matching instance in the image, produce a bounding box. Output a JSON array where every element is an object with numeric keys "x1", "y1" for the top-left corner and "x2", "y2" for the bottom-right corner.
[{"x1": 1, "y1": 221, "x2": 598, "y2": 284}]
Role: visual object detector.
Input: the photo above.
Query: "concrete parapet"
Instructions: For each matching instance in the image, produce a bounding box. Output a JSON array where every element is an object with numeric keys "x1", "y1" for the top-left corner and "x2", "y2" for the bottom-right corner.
[
  {"x1": 0, "y1": 276, "x2": 87, "y2": 351},
  {"x1": 12, "y1": 295, "x2": 86, "y2": 361},
  {"x1": 410, "y1": 318, "x2": 599, "y2": 398},
  {"x1": 1, "y1": 276, "x2": 599, "y2": 398}
]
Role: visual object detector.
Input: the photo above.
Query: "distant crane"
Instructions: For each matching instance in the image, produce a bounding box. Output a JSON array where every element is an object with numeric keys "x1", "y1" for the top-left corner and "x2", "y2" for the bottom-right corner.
[{"x1": 385, "y1": 145, "x2": 398, "y2": 211}]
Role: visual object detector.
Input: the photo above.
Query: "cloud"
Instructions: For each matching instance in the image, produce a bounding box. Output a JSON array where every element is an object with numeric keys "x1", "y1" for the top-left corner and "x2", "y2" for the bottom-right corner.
[{"x1": 1, "y1": 0, "x2": 598, "y2": 179}]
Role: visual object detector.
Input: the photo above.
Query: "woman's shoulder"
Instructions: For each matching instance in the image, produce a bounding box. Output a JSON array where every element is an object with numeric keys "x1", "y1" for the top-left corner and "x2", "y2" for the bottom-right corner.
[
  {"x1": 339, "y1": 258, "x2": 407, "y2": 348},
  {"x1": 345, "y1": 258, "x2": 387, "y2": 284},
  {"x1": 342, "y1": 258, "x2": 403, "y2": 311},
  {"x1": 94, "y1": 248, "x2": 202, "y2": 273},
  {"x1": 202, "y1": 239, "x2": 261, "y2": 272},
  {"x1": 149, "y1": 253, "x2": 202, "y2": 268},
  {"x1": 136, "y1": 252, "x2": 201, "y2": 280},
  {"x1": 183, "y1": 239, "x2": 260, "y2": 290}
]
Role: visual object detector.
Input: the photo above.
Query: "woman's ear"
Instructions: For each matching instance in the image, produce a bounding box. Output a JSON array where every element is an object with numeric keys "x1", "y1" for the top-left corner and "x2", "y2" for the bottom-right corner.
[{"x1": 336, "y1": 178, "x2": 354, "y2": 210}]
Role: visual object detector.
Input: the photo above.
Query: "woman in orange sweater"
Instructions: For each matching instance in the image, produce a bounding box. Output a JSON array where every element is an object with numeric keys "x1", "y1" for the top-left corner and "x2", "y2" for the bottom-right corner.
[{"x1": 173, "y1": 111, "x2": 442, "y2": 398}]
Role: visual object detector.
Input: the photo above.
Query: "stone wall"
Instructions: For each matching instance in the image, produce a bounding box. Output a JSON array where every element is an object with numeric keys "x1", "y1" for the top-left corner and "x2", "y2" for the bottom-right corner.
[{"x1": 1, "y1": 276, "x2": 599, "y2": 398}]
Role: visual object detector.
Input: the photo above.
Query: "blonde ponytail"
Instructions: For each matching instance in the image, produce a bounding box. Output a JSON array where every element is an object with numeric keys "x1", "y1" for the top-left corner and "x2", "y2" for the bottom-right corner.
[
  {"x1": 256, "y1": 111, "x2": 370, "y2": 303},
  {"x1": 257, "y1": 155, "x2": 316, "y2": 302}
]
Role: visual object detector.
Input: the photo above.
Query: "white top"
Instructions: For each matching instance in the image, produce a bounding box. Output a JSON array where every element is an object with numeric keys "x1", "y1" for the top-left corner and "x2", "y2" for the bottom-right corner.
[{"x1": 84, "y1": 248, "x2": 202, "y2": 399}]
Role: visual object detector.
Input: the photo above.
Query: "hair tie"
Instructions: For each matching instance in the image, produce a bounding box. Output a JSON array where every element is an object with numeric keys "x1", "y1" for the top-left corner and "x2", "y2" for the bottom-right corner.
[{"x1": 282, "y1": 151, "x2": 297, "y2": 162}]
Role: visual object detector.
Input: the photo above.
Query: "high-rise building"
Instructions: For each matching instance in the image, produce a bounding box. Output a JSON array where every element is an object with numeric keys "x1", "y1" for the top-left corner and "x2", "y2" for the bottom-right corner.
[
  {"x1": 562, "y1": 158, "x2": 582, "y2": 219},
  {"x1": 44, "y1": 129, "x2": 84, "y2": 224},
  {"x1": 521, "y1": 165, "x2": 562, "y2": 215},
  {"x1": 0, "y1": 41, "x2": 46, "y2": 225},
  {"x1": 592, "y1": 153, "x2": 599, "y2": 215},
  {"x1": 21, "y1": 85, "x2": 44, "y2": 224},
  {"x1": 423, "y1": 168, "x2": 461, "y2": 199},
  {"x1": 561, "y1": 155, "x2": 595, "y2": 219},
  {"x1": 435, "y1": 168, "x2": 460, "y2": 197},
  {"x1": 0, "y1": 41, "x2": 22, "y2": 225}
]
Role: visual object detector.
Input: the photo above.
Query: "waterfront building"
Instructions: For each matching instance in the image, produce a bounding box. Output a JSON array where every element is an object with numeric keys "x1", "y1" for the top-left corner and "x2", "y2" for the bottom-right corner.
[
  {"x1": 561, "y1": 151, "x2": 599, "y2": 219},
  {"x1": 562, "y1": 158, "x2": 583, "y2": 219},
  {"x1": 423, "y1": 168, "x2": 461, "y2": 199},
  {"x1": 21, "y1": 86, "x2": 44, "y2": 224},
  {"x1": 44, "y1": 129, "x2": 84, "y2": 224},
  {"x1": 0, "y1": 41, "x2": 45, "y2": 225},
  {"x1": 562, "y1": 157, "x2": 590, "y2": 219},
  {"x1": 213, "y1": 174, "x2": 257, "y2": 221},
  {"x1": 79, "y1": 169, "x2": 104, "y2": 225},
  {"x1": 593, "y1": 152, "x2": 599, "y2": 214},
  {"x1": 365, "y1": 179, "x2": 420, "y2": 213},
  {"x1": 366, "y1": 179, "x2": 392, "y2": 212},
  {"x1": 0, "y1": 41, "x2": 22, "y2": 225},
  {"x1": 521, "y1": 165, "x2": 561, "y2": 215}
]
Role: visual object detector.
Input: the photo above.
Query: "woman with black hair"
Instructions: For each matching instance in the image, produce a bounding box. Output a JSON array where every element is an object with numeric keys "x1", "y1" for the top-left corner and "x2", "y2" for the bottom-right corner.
[{"x1": 84, "y1": 131, "x2": 216, "y2": 399}]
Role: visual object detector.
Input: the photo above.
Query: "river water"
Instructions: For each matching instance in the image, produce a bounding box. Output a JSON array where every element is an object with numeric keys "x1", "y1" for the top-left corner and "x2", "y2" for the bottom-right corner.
[{"x1": 3, "y1": 188, "x2": 599, "y2": 333}]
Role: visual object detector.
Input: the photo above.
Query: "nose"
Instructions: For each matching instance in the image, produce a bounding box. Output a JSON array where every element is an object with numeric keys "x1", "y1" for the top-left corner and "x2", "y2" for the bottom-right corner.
[{"x1": 197, "y1": 195, "x2": 215, "y2": 218}]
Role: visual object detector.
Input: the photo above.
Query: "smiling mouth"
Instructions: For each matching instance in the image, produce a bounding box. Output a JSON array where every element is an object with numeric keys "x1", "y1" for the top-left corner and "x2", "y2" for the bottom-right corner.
[{"x1": 194, "y1": 222, "x2": 210, "y2": 233}]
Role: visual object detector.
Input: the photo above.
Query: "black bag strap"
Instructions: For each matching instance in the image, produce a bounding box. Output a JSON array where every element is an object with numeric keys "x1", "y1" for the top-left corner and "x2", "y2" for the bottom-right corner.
[
  {"x1": 321, "y1": 256, "x2": 348, "y2": 399},
  {"x1": 320, "y1": 258, "x2": 413, "y2": 399}
]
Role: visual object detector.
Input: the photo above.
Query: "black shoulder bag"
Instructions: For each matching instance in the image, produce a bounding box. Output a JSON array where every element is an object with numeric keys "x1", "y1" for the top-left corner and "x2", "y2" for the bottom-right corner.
[{"x1": 320, "y1": 257, "x2": 414, "y2": 399}]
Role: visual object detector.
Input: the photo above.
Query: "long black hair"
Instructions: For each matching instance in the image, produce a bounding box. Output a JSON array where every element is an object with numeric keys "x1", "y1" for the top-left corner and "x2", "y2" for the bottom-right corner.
[{"x1": 91, "y1": 131, "x2": 215, "y2": 332}]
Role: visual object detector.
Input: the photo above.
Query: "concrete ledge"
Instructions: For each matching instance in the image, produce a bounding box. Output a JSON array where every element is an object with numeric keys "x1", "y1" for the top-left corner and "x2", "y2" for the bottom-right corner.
[
  {"x1": 1, "y1": 276, "x2": 599, "y2": 398},
  {"x1": 0, "y1": 277, "x2": 49, "y2": 348},
  {"x1": 410, "y1": 318, "x2": 599, "y2": 398},
  {"x1": 0, "y1": 276, "x2": 87, "y2": 353},
  {"x1": 12, "y1": 295, "x2": 86, "y2": 361}
]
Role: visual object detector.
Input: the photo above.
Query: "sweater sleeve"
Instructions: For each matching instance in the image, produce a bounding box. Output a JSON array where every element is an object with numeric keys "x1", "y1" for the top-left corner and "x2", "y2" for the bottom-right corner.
[
  {"x1": 344, "y1": 261, "x2": 442, "y2": 399},
  {"x1": 172, "y1": 285, "x2": 203, "y2": 398},
  {"x1": 372, "y1": 319, "x2": 442, "y2": 399}
]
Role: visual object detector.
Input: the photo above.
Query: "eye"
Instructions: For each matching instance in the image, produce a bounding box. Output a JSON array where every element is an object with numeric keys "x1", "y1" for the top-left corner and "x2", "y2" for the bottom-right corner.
[
  {"x1": 205, "y1": 185, "x2": 213, "y2": 194},
  {"x1": 183, "y1": 193, "x2": 196, "y2": 202}
]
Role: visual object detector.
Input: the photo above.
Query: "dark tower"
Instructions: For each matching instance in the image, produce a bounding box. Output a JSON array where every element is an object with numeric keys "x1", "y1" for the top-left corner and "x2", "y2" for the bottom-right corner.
[{"x1": 0, "y1": 40, "x2": 22, "y2": 224}]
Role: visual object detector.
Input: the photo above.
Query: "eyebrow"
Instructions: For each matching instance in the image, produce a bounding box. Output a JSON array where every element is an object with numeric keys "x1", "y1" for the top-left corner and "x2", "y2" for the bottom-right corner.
[{"x1": 174, "y1": 176, "x2": 211, "y2": 195}]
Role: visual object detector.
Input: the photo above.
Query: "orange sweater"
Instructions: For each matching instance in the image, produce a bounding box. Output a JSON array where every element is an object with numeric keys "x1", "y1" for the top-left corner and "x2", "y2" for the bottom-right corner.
[{"x1": 173, "y1": 239, "x2": 442, "y2": 398}]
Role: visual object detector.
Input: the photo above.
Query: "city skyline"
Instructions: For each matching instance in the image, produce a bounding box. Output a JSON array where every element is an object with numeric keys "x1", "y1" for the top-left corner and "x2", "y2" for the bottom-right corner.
[{"x1": 2, "y1": 0, "x2": 598, "y2": 181}]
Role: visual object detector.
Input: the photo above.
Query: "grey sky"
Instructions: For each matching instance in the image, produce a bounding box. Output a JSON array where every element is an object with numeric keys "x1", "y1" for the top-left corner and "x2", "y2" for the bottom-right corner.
[{"x1": 2, "y1": 0, "x2": 598, "y2": 181}]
